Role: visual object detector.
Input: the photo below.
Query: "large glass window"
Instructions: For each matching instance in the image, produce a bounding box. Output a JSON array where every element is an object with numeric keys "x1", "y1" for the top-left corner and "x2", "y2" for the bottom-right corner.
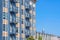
[
  {"x1": 25, "y1": 17, "x2": 29, "y2": 22},
  {"x1": 16, "y1": 27, "x2": 18, "y2": 33},
  {"x1": 20, "y1": 0, "x2": 23, "y2": 5},
  {"x1": 3, "y1": 24, "x2": 5, "y2": 31},
  {"x1": 3, "y1": 0, "x2": 8, "y2": 8},
  {"x1": 3, "y1": 37, "x2": 8, "y2": 40},
  {"x1": 3, "y1": 37, "x2": 5, "y2": 40},
  {"x1": 10, "y1": 26, "x2": 12, "y2": 33},
  {"x1": 20, "y1": 6, "x2": 23, "y2": 15},
  {"x1": 3, "y1": 12, "x2": 8, "y2": 19},
  {"x1": 3, "y1": 24, "x2": 8, "y2": 31},
  {"x1": 10, "y1": 36, "x2": 13, "y2": 40}
]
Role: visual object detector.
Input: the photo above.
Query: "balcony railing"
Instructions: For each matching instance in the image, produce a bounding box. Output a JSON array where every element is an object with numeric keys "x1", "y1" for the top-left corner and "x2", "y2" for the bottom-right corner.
[
  {"x1": 25, "y1": 21, "x2": 31, "y2": 27},
  {"x1": 25, "y1": 13, "x2": 31, "y2": 18},
  {"x1": 10, "y1": 28, "x2": 16, "y2": 36},
  {"x1": 25, "y1": 30, "x2": 30, "y2": 38},
  {"x1": 10, "y1": 6, "x2": 18, "y2": 13},
  {"x1": 10, "y1": 18, "x2": 17, "y2": 24},
  {"x1": 25, "y1": 8, "x2": 30, "y2": 13}
]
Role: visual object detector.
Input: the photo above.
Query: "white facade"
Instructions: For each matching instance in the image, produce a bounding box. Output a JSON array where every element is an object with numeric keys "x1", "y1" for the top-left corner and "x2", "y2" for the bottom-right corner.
[{"x1": 36, "y1": 32, "x2": 60, "y2": 40}]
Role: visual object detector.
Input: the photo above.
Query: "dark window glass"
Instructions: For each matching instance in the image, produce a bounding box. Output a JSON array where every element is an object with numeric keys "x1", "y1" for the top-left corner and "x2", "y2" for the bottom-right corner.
[
  {"x1": 25, "y1": 8, "x2": 30, "y2": 13},
  {"x1": 16, "y1": 27, "x2": 18, "y2": 33},
  {"x1": 25, "y1": 17, "x2": 29, "y2": 22},
  {"x1": 21, "y1": 9, "x2": 23, "y2": 15},
  {"x1": 22, "y1": 30, "x2": 23, "y2": 33},
  {"x1": 3, "y1": 12, "x2": 8, "y2": 19},
  {"x1": 3, "y1": 24, "x2": 5, "y2": 31},
  {"x1": 20, "y1": 0, "x2": 23, "y2": 5},
  {"x1": 3, "y1": 37, "x2": 5, "y2": 40},
  {"x1": 22, "y1": 21, "x2": 23, "y2": 24}
]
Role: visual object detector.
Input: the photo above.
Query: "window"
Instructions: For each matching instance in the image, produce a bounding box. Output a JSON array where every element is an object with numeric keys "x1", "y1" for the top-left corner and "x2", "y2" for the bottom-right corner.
[
  {"x1": 21, "y1": 5, "x2": 25, "y2": 10},
  {"x1": 25, "y1": 27, "x2": 29, "y2": 30},
  {"x1": 21, "y1": 9, "x2": 23, "y2": 15},
  {"x1": 10, "y1": 15, "x2": 12, "y2": 22},
  {"x1": 25, "y1": 17, "x2": 29, "y2": 22},
  {"x1": 3, "y1": 24, "x2": 8, "y2": 31},
  {"x1": 22, "y1": 30, "x2": 23, "y2": 33},
  {"x1": 25, "y1": 2, "x2": 29, "y2": 8},
  {"x1": 16, "y1": 37, "x2": 18, "y2": 40},
  {"x1": 3, "y1": 1, "x2": 8, "y2": 7},
  {"x1": 3, "y1": 37, "x2": 5, "y2": 40},
  {"x1": 25, "y1": 0, "x2": 29, "y2": 4},
  {"x1": 10, "y1": 26, "x2": 12, "y2": 33},
  {"x1": 25, "y1": 8, "x2": 30, "y2": 13},
  {"x1": 22, "y1": 21, "x2": 23, "y2": 24},
  {"x1": 16, "y1": 0, "x2": 20, "y2": 2},
  {"x1": 16, "y1": 17, "x2": 20, "y2": 22},
  {"x1": 20, "y1": 0, "x2": 23, "y2": 5},
  {"x1": 3, "y1": 24, "x2": 5, "y2": 31},
  {"x1": 16, "y1": 27, "x2": 18, "y2": 33},
  {"x1": 29, "y1": 10, "x2": 32, "y2": 14},
  {"x1": 10, "y1": 36, "x2": 13, "y2": 40},
  {"x1": 3, "y1": 12, "x2": 8, "y2": 19}
]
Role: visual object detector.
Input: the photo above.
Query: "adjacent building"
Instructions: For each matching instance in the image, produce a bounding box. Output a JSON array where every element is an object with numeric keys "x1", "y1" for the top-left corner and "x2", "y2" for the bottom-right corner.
[
  {"x1": 36, "y1": 32, "x2": 60, "y2": 40},
  {"x1": 0, "y1": 0, "x2": 36, "y2": 40}
]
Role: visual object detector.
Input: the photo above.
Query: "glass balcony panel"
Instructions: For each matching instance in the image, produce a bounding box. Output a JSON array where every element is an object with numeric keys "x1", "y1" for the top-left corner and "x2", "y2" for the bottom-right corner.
[
  {"x1": 26, "y1": 30, "x2": 30, "y2": 35},
  {"x1": 10, "y1": 4, "x2": 18, "y2": 13},
  {"x1": 10, "y1": 27, "x2": 16, "y2": 36},
  {"x1": 25, "y1": 13, "x2": 31, "y2": 18},
  {"x1": 25, "y1": 30, "x2": 30, "y2": 38},
  {"x1": 25, "y1": 21, "x2": 31, "y2": 27}
]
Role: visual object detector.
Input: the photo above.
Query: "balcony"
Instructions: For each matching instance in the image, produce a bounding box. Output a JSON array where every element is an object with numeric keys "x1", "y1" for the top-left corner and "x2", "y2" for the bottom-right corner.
[
  {"x1": 10, "y1": 6, "x2": 18, "y2": 13},
  {"x1": 25, "y1": 13, "x2": 31, "y2": 18},
  {"x1": 25, "y1": 8, "x2": 30, "y2": 13},
  {"x1": 10, "y1": 28, "x2": 16, "y2": 36},
  {"x1": 10, "y1": 31, "x2": 16, "y2": 36},
  {"x1": 10, "y1": 33, "x2": 16, "y2": 36},
  {"x1": 10, "y1": 18, "x2": 17, "y2": 24},
  {"x1": 25, "y1": 21, "x2": 31, "y2": 27},
  {"x1": 10, "y1": 0, "x2": 17, "y2": 3},
  {"x1": 25, "y1": 30, "x2": 30, "y2": 38}
]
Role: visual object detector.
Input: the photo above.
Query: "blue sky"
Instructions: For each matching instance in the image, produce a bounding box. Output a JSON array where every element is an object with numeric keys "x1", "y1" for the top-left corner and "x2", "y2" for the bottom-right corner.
[{"x1": 36, "y1": 0, "x2": 60, "y2": 36}]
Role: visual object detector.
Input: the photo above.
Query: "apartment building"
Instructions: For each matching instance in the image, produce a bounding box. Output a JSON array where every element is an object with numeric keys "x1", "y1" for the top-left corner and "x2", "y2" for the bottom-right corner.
[
  {"x1": 36, "y1": 32, "x2": 60, "y2": 40},
  {"x1": 0, "y1": 0, "x2": 36, "y2": 40}
]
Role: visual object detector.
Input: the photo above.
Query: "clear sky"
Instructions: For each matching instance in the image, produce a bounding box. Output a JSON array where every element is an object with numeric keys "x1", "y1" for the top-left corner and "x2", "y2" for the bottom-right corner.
[{"x1": 36, "y1": 0, "x2": 60, "y2": 36}]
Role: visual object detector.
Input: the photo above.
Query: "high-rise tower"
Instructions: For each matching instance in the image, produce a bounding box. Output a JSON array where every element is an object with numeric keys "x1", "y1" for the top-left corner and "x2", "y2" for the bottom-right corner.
[{"x1": 0, "y1": 0, "x2": 36, "y2": 40}]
